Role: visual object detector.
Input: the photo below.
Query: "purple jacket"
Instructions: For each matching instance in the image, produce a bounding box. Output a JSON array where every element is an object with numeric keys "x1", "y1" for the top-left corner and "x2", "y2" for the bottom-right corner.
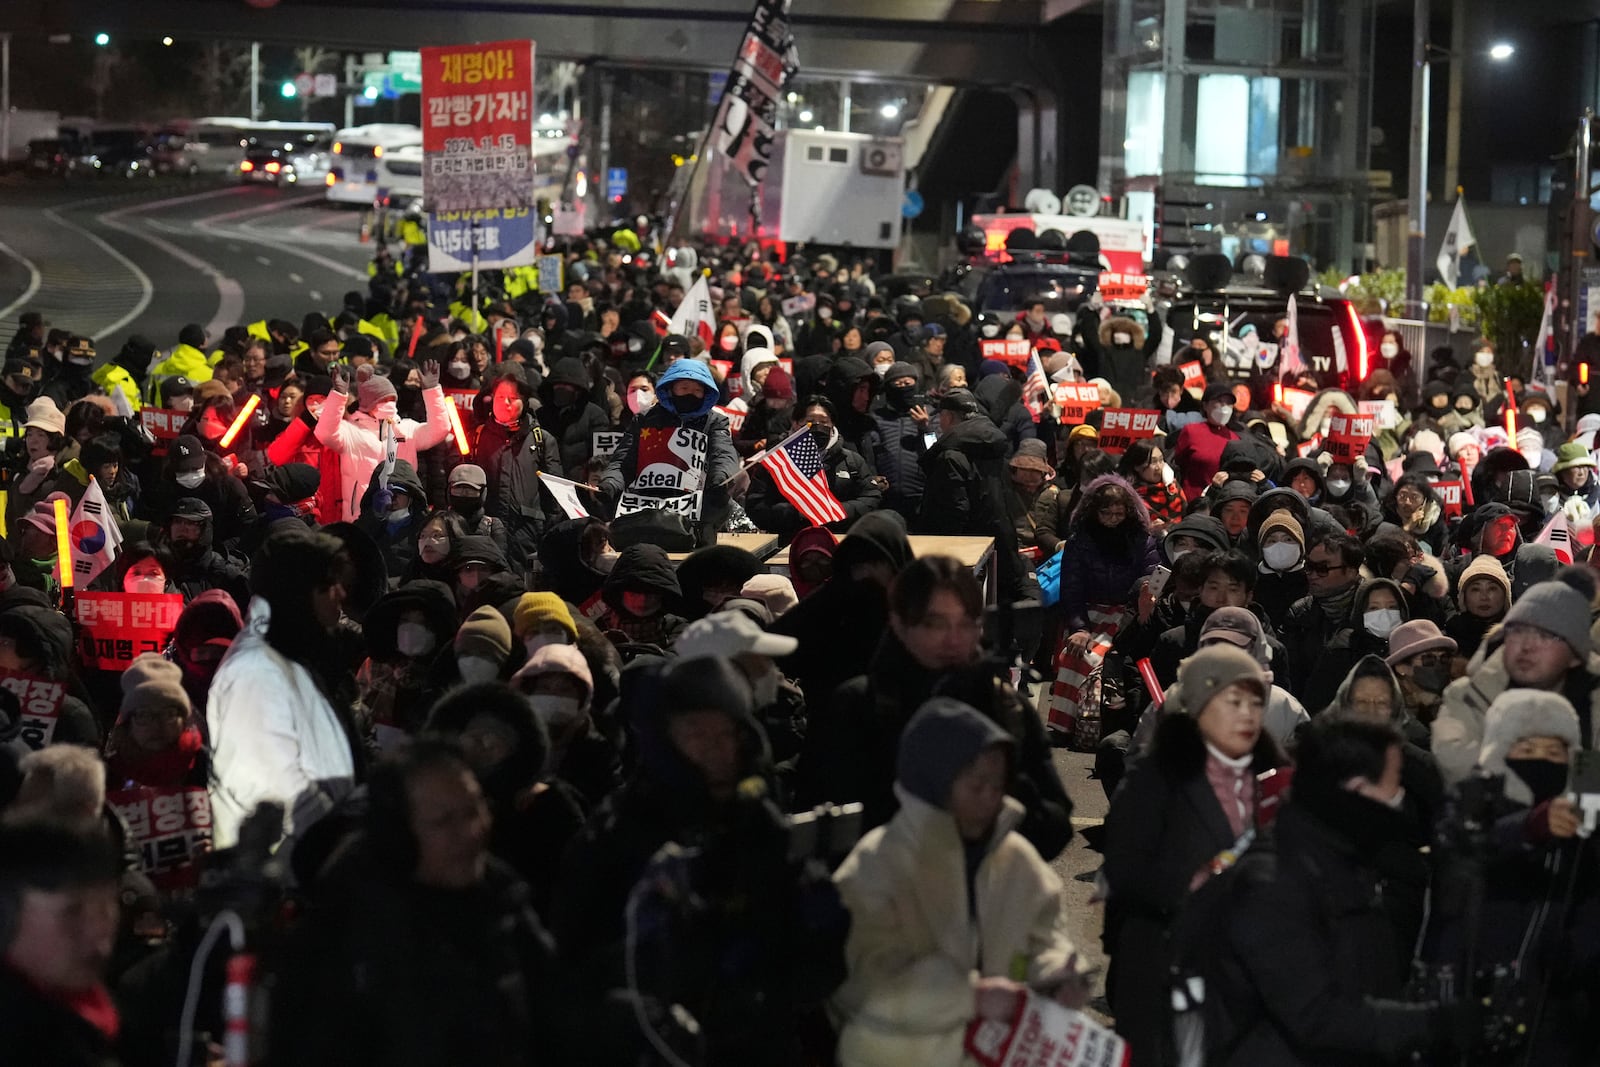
[{"x1": 1058, "y1": 473, "x2": 1160, "y2": 631}]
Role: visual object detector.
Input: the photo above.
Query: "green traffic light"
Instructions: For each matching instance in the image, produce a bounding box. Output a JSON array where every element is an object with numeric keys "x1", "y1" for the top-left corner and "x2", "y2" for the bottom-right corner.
[
  {"x1": 281, "y1": 82, "x2": 297, "y2": 99},
  {"x1": 94, "y1": 32, "x2": 110, "y2": 46}
]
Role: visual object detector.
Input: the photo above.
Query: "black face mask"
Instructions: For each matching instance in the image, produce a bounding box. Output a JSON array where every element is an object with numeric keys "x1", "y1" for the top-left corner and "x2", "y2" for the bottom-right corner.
[
  {"x1": 1506, "y1": 757, "x2": 1568, "y2": 803},
  {"x1": 810, "y1": 427, "x2": 831, "y2": 450},
  {"x1": 885, "y1": 383, "x2": 916, "y2": 411},
  {"x1": 1407, "y1": 663, "x2": 1451, "y2": 695},
  {"x1": 450, "y1": 493, "x2": 483, "y2": 517},
  {"x1": 669, "y1": 393, "x2": 702, "y2": 416}
]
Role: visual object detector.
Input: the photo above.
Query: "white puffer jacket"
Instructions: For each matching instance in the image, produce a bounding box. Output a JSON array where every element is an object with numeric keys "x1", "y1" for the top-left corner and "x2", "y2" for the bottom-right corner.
[
  {"x1": 206, "y1": 597, "x2": 355, "y2": 852},
  {"x1": 831, "y1": 787, "x2": 1080, "y2": 1067},
  {"x1": 315, "y1": 384, "x2": 453, "y2": 521}
]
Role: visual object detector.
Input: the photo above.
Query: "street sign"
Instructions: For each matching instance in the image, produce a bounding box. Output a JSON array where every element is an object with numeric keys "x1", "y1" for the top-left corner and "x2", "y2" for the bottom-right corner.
[
  {"x1": 293, "y1": 72, "x2": 314, "y2": 97},
  {"x1": 707, "y1": 70, "x2": 728, "y2": 108},
  {"x1": 313, "y1": 73, "x2": 338, "y2": 98},
  {"x1": 388, "y1": 51, "x2": 422, "y2": 92},
  {"x1": 606, "y1": 167, "x2": 627, "y2": 202},
  {"x1": 901, "y1": 189, "x2": 924, "y2": 219}
]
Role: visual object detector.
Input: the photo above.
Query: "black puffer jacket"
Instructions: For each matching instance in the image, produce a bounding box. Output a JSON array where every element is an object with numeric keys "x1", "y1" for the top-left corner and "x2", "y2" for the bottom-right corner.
[
  {"x1": 537, "y1": 358, "x2": 613, "y2": 476},
  {"x1": 469, "y1": 413, "x2": 563, "y2": 572},
  {"x1": 354, "y1": 459, "x2": 432, "y2": 582},
  {"x1": 917, "y1": 413, "x2": 1010, "y2": 536},
  {"x1": 745, "y1": 436, "x2": 882, "y2": 539},
  {"x1": 823, "y1": 356, "x2": 881, "y2": 475},
  {"x1": 972, "y1": 373, "x2": 1038, "y2": 456}
]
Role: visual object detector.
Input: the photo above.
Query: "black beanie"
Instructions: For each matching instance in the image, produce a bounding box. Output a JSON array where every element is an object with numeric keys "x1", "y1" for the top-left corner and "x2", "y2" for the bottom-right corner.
[
  {"x1": 660, "y1": 654, "x2": 753, "y2": 720},
  {"x1": 178, "y1": 323, "x2": 207, "y2": 349},
  {"x1": 895, "y1": 697, "x2": 1013, "y2": 810}
]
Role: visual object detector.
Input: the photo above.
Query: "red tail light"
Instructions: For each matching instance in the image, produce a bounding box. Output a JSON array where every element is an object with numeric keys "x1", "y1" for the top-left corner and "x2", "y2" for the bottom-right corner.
[
  {"x1": 239, "y1": 160, "x2": 254, "y2": 172},
  {"x1": 265, "y1": 161, "x2": 281, "y2": 174}
]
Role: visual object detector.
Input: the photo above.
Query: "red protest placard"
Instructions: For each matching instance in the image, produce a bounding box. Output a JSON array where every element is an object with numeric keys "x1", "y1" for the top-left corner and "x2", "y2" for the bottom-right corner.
[
  {"x1": 1325, "y1": 413, "x2": 1374, "y2": 463},
  {"x1": 1097, "y1": 408, "x2": 1161, "y2": 454},
  {"x1": 74, "y1": 592, "x2": 185, "y2": 672},
  {"x1": 421, "y1": 40, "x2": 536, "y2": 213},
  {"x1": 712, "y1": 405, "x2": 747, "y2": 433},
  {"x1": 443, "y1": 388, "x2": 479, "y2": 432},
  {"x1": 966, "y1": 992, "x2": 1129, "y2": 1067},
  {"x1": 1295, "y1": 433, "x2": 1322, "y2": 458},
  {"x1": 1098, "y1": 272, "x2": 1150, "y2": 303},
  {"x1": 1279, "y1": 387, "x2": 1316, "y2": 422},
  {"x1": 1052, "y1": 383, "x2": 1103, "y2": 425},
  {"x1": 106, "y1": 785, "x2": 213, "y2": 892},
  {"x1": 140, "y1": 408, "x2": 184, "y2": 441},
  {"x1": 980, "y1": 338, "x2": 1033, "y2": 366},
  {"x1": 1178, "y1": 361, "x2": 1206, "y2": 392},
  {"x1": 0, "y1": 669, "x2": 67, "y2": 751},
  {"x1": 1434, "y1": 479, "x2": 1464, "y2": 519}
]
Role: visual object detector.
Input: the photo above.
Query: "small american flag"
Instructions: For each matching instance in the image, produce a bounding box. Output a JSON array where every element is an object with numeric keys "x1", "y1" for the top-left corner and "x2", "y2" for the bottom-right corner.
[
  {"x1": 760, "y1": 428, "x2": 847, "y2": 525},
  {"x1": 1024, "y1": 349, "x2": 1049, "y2": 422}
]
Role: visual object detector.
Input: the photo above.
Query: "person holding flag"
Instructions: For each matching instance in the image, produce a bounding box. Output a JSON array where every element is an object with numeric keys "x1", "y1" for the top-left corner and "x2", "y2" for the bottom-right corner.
[
  {"x1": 746, "y1": 398, "x2": 882, "y2": 538},
  {"x1": 665, "y1": 275, "x2": 717, "y2": 353}
]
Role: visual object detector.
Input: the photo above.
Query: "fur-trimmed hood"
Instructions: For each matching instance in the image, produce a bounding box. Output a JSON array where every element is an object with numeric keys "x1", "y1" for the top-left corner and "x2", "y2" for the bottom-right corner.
[
  {"x1": 1068, "y1": 472, "x2": 1153, "y2": 534},
  {"x1": 1099, "y1": 315, "x2": 1145, "y2": 350},
  {"x1": 1299, "y1": 388, "x2": 1358, "y2": 440}
]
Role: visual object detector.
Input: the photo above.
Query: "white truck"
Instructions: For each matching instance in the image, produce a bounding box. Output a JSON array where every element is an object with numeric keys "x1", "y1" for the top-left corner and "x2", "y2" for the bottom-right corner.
[{"x1": 2, "y1": 109, "x2": 61, "y2": 164}]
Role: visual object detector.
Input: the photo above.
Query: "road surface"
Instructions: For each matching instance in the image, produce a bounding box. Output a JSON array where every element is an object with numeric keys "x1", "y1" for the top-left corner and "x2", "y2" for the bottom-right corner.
[{"x1": 0, "y1": 175, "x2": 375, "y2": 353}]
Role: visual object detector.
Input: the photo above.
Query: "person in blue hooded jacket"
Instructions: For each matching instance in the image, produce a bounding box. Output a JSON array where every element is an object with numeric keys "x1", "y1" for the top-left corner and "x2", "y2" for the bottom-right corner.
[{"x1": 600, "y1": 358, "x2": 740, "y2": 545}]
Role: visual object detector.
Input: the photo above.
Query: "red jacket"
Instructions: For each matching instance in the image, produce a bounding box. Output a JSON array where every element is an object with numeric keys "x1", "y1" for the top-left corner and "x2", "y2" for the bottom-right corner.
[
  {"x1": 1173, "y1": 420, "x2": 1238, "y2": 503},
  {"x1": 266, "y1": 418, "x2": 342, "y2": 525}
]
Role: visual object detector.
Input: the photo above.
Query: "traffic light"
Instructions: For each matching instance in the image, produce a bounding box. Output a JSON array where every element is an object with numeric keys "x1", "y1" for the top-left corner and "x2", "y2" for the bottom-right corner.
[
  {"x1": 280, "y1": 81, "x2": 297, "y2": 99},
  {"x1": 94, "y1": 33, "x2": 110, "y2": 46}
]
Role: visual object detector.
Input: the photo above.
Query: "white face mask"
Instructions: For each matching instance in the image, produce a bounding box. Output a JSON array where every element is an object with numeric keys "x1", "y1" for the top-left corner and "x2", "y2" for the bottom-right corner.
[
  {"x1": 750, "y1": 667, "x2": 780, "y2": 707},
  {"x1": 1475, "y1": 350, "x2": 1495, "y2": 368},
  {"x1": 386, "y1": 505, "x2": 411, "y2": 523},
  {"x1": 981, "y1": 323, "x2": 1000, "y2": 339},
  {"x1": 593, "y1": 548, "x2": 620, "y2": 574},
  {"x1": 1167, "y1": 546, "x2": 1191, "y2": 563},
  {"x1": 1379, "y1": 342, "x2": 1398, "y2": 358},
  {"x1": 125, "y1": 574, "x2": 166, "y2": 595},
  {"x1": 396, "y1": 622, "x2": 436, "y2": 658},
  {"x1": 627, "y1": 388, "x2": 655, "y2": 415},
  {"x1": 1325, "y1": 477, "x2": 1351, "y2": 496},
  {"x1": 170, "y1": 395, "x2": 195, "y2": 413},
  {"x1": 1208, "y1": 404, "x2": 1233, "y2": 427},
  {"x1": 457, "y1": 654, "x2": 500, "y2": 685},
  {"x1": 529, "y1": 693, "x2": 584, "y2": 726},
  {"x1": 873, "y1": 363, "x2": 891, "y2": 378},
  {"x1": 68, "y1": 355, "x2": 93, "y2": 366},
  {"x1": 1530, "y1": 408, "x2": 1547, "y2": 424},
  {"x1": 1261, "y1": 543, "x2": 1301, "y2": 571},
  {"x1": 817, "y1": 308, "x2": 833, "y2": 322},
  {"x1": 719, "y1": 335, "x2": 738, "y2": 352},
  {"x1": 1363, "y1": 608, "x2": 1403, "y2": 638},
  {"x1": 175, "y1": 469, "x2": 205, "y2": 489},
  {"x1": 1112, "y1": 332, "x2": 1132, "y2": 347},
  {"x1": 372, "y1": 399, "x2": 399, "y2": 422},
  {"x1": 448, "y1": 361, "x2": 471, "y2": 379},
  {"x1": 628, "y1": 337, "x2": 643, "y2": 354}
]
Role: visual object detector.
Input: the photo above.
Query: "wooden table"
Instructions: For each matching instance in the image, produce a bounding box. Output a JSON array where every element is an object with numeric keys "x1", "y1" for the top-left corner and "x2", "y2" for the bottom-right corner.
[
  {"x1": 767, "y1": 534, "x2": 998, "y2": 602},
  {"x1": 666, "y1": 532, "x2": 781, "y2": 563}
]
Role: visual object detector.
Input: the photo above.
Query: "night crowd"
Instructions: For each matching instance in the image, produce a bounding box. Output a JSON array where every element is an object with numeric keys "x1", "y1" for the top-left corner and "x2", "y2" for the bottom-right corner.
[{"x1": 0, "y1": 225, "x2": 1598, "y2": 1067}]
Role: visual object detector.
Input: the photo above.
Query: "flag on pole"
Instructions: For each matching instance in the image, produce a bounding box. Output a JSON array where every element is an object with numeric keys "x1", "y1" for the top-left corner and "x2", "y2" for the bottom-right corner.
[
  {"x1": 667, "y1": 276, "x2": 717, "y2": 350},
  {"x1": 537, "y1": 472, "x2": 592, "y2": 520},
  {"x1": 1531, "y1": 281, "x2": 1559, "y2": 395},
  {"x1": 710, "y1": 0, "x2": 799, "y2": 189},
  {"x1": 1435, "y1": 198, "x2": 1478, "y2": 290},
  {"x1": 1533, "y1": 511, "x2": 1574, "y2": 565},
  {"x1": 758, "y1": 427, "x2": 846, "y2": 525},
  {"x1": 68, "y1": 476, "x2": 124, "y2": 586},
  {"x1": 1279, "y1": 293, "x2": 1305, "y2": 379},
  {"x1": 1023, "y1": 350, "x2": 1049, "y2": 422}
]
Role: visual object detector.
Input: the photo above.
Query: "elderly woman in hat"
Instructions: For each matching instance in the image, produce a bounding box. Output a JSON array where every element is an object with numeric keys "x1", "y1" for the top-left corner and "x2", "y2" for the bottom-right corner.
[{"x1": 1551, "y1": 441, "x2": 1600, "y2": 516}]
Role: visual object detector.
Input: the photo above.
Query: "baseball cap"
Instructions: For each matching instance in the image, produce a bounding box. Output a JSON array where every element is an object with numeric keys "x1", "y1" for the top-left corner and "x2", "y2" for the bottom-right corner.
[
  {"x1": 1198, "y1": 605, "x2": 1263, "y2": 650},
  {"x1": 448, "y1": 464, "x2": 488, "y2": 492},
  {"x1": 172, "y1": 436, "x2": 206, "y2": 473},
  {"x1": 674, "y1": 611, "x2": 798, "y2": 660}
]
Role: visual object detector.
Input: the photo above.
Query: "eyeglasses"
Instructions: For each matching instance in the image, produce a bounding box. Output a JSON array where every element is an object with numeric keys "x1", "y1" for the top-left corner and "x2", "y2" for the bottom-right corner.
[
  {"x1": 1304, "y1": 560, "x2": 1348, "y2": 576},
  {"x1": 1409, "y1": 651, "x2": 1450, "y2": 668}
]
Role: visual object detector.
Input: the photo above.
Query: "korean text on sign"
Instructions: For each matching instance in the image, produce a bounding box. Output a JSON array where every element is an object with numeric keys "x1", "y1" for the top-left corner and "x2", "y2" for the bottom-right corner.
[
  {"x1": 1052, "y1": 383, "x2": 1103, "y2": 425},
  {"x1": 107, "y1": 786, "x2": 213, "y2": 892},
  {"x1": 75, "y1": 591, "x2": 185, "y2": 671},
  {"x1": 0, "y1": 669, "x2": 66, "y2": 751},
  {"x1": 1096, "y1": 409, "x2": 1161, "y2": 454},
  {"x1": 421, "y1": 40, "x2": 536, "y2": 213},
  {"x1": 980, "y1": 338, "x2": 1034, "y2": 366},
  {"x1": 1435, "y1": 479, "x2": 1464, "y2": 519},
  {"x1": 1324, "y1": 414, "x2": 1374, "y2": 463}
]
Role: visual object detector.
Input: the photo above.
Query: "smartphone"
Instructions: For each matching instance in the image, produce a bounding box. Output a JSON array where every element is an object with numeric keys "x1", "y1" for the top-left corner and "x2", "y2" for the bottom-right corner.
[
  {"x1": 922, "y1": 431, "x2": 938, "y2": 450},
  {"x1": 1148, "y1": 564, "x2": 1172, "y2": 600}
]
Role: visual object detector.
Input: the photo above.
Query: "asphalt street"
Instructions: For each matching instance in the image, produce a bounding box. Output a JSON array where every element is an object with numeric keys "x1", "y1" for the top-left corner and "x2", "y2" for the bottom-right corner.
[{"x1": 0, "y1": 174, "x2": 374, "y2": 355}]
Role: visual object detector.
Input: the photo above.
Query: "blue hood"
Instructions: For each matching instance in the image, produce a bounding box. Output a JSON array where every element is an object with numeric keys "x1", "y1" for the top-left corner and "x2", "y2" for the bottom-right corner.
[{"x1": 656, "y1": 358, "x2": 719, "y2": 419}]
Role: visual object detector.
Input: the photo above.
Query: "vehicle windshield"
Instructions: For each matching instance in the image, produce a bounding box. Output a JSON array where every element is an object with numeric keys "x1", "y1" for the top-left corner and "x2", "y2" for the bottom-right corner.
[{"x1": 977, "y1": 268, "x2": 1094, "y2": 313}]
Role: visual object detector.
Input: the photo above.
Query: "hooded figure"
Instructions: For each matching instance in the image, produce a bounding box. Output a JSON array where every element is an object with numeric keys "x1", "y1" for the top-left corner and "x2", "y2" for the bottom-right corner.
[
  {"x1": 353, "y1": 458, "x2": 431, "y2": 580},
  {"x1": 423, "y1": 680, "x2": 587, "y2": 915},
  {"x1": 93, "y1": 334, "x2": 156, "y2": 414},
  {"x1": 1302, "y1": 577, "x2": 1410, "y2": 714},
  {"x1": 169, "y1": 588, "x2": 243, "y2": 718},
  {"x1": 831, "y1": 698, "x2": 1089, "y2": 1067},
  {"x1": 599, "y1": 543, "x2": 686, "y2": 648},
  {"x1": 315, "y1": 362, "x2": 453, "y2": 522},
  {"x1": 917, "y1": 389, "x2": 1009, "y2": 536},
  {"x1": 870, "y1": 360, "x2": 929, "y2": 521},
  {"x1": 824, "y1": 356, "x2": 883, "y2": 472},
  {"x1": 599, "y1": 358, "x2": 740, "y2": 547},
  {"x1": 971, "y1": 367, "x2": 1037, "y2": 457},
  {"x1": 1080, "y1": 311, "x2": 1162, "y2": 406},
  {"x1": 163, "y1": 497, "x2": 251, "y2": 612},
  {"x1": 356, "y1": 579, "x2": 458, "y2": 747},
  {"x1": 538, "y1": 357, "x2": 613, "y2": 475},
  {"x1": 0, "y1": 605, "x2": 102, "y2": 747},
  {"x1": 1057, "y1": 474, "x2": 1160, "y2": 637},
  {"x1": 510, "y1": 643, "x2": 621, "y2": 811}
]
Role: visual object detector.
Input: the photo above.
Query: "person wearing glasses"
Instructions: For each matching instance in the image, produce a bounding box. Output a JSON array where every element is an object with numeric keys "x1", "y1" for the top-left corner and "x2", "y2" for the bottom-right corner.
[
  {"x1": 1433, "y1": 572, "x2": 1600, "y2": 784},
  {"x1": 1385, "y1": 620, "x2": 1458, "y2": 737},
  {"x1": 1279, "y1": 531, "x2": 1365, "y2": 700}
]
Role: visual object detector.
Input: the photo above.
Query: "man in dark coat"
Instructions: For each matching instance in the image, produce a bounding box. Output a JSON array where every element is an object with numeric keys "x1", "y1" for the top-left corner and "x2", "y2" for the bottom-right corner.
[
  {"x1": 1279, "y1": 530, "x2": 1365, "y2": 700},
  {"x1": 822, "y1": 355, "x2": 881, "y2": 474},
  {"x1": 162, "y1": 497, "x2": 251, "y2": 612},
  {"x1": 1075, "y1": 309, "x2": 1164, "y2": 407},
  {"x1": 1209, "y1": 715, "x2": 1462, "y2": 1065},
  {"x1": 745, "y1": 399, "x2": 883, "y2": 538},
  {"x1": 870, "y1": 361, "x2": 929, "y2": 522},
  {"x1": 538, "y1": 357, "x2": 612, "y2": 476},
  {"x1": 972, "y1": 364, "x2": 1038, "y2": 456},
  {"x1": 469, "y1": 367, "x2": 564, "y2": 572},
  {"x1": 916, "y1": 389, "x2": 1010, "y2": 536}
]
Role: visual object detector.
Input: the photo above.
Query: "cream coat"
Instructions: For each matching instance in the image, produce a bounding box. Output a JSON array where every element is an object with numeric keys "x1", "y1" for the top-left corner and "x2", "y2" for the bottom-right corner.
[
  {"x1": 831, "y1": 787, "x2": 1078, "y2": 1067},
  {"x1": 207, "y1": 597, "x2": 356, "y2": 851}
]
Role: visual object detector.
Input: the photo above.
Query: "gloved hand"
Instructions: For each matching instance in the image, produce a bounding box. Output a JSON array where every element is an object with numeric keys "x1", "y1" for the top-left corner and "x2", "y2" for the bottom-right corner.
[
  {"x1": 329, "y1": 364, "x2": 348, "y2": 395},
  {"x1": 371, "y1": 486, "x2": 394, "y2": 515},
  {"x1": 1401, "y1": 562, "x2": 1437, "y2": 594},
  {"x1": 419, "y1": 359, "x2": 441, "y2": 390}
]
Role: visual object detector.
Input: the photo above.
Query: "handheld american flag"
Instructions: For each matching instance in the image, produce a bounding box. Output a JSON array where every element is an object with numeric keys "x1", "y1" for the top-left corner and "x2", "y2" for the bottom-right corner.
[
  {"x1": 759, "y1": 427, "x2": 846, "y2": 525},
  {"x1": 1023, "y1": 350, "x2": 1049, "y2": 422}
]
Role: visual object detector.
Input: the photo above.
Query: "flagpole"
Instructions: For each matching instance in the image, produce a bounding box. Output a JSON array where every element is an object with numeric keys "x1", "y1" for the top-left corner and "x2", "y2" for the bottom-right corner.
[{"x1": 661, "y1": 120, "x2": 718, "y2": 256}]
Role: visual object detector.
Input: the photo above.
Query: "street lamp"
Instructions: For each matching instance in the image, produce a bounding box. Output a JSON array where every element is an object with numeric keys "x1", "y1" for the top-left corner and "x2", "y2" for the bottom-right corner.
[
  {"x1": 798, "y1": 109, "x2": 813, "y2": 123},
  {"x1": 162, "y1": 36, "x2": 174, "y2": 47},
  {"x1": 879, "y1": 102, "x2": 900, "y2": 120},
  {"x1": 1489, "y1": 42, "x2": 1515, "y2": 61}
]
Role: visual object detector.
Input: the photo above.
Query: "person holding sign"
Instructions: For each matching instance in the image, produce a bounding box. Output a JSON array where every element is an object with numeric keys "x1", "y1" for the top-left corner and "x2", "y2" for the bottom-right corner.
[
  {"x1": 600, "y1": 358, "x2": 739, "y2": 548},
  {"x1": 831, "y1": 698, "x2": 1092, "y2": 1067}
]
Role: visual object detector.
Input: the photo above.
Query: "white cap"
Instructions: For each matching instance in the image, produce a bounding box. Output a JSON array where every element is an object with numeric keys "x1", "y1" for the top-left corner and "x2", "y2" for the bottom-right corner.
[{"x1": 674, "y1": 611, "x2": 798, "y2": 660}]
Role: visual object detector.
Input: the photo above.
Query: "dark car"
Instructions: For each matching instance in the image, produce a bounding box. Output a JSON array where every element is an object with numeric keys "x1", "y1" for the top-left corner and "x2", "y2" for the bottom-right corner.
[
  {"x1": 238, "y1": 133, "x2": 331, "y2": 186},
  {"x1": 82, "y1": 130, "x2": 157, "y2": 179},
  {"x1": 24, "y1": 138, "x2": 82, "y2": 179},
  {"x1": 972, "y1": 260, "x2": 1101, "y2": 314}
]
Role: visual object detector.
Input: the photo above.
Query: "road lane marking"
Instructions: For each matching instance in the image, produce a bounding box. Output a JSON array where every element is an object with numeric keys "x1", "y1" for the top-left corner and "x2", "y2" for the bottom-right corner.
[
  {"x1": 255, "y1": 256, "x2": 272, "y2": 266},
  {"x1": 40, "y1": 207, "x2": 153, "y2": 343},
  {"x1": 0, "y1": 238, "x2": 43, "y2": 325},
  {"x1": 288, "y1": 273, "x2": 303, "y2": 284},
  {"x1": 308, "y1": 290, "x2": 323, "y2": 303},
  {"x1": 195, "y1": 191, "x2": 322, "y2": 225},
  {"x1": 95, "y1": 200, "x2": 243, "y2": 341}
]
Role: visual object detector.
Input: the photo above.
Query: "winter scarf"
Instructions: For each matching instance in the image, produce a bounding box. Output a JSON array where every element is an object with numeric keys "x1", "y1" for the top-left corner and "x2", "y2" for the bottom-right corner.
[{"x1": 1136, "y1": 479, "x2": 1185, "y2": 526}]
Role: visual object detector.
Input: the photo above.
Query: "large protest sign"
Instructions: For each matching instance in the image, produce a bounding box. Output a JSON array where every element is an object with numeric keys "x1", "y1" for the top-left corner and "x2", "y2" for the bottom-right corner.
[
  {"x1": 75, "y1": 592, "x2": 185, "y2": 671},
  {"x1": 1325, "y1": 413, "x2": 1374, "y2": 463},
  {"x1": 421, "y1": 40, "x2": 536, "y2": 213},
  {"x1": 616, "y1": 425, "x2": 708, "y2": 519},
  {"x1": 0, "y1": 669, "x2": 68, "y2": 751},
  {"x1": 1096, "y1": 409, "x2": 1161, "y2": 454},
  {"x1": 1052, "y1": 383, "x2": 1103, "y2": 425},
  {"x1": 106, "y1": 785, "x2": 213, "y2": 892}
]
